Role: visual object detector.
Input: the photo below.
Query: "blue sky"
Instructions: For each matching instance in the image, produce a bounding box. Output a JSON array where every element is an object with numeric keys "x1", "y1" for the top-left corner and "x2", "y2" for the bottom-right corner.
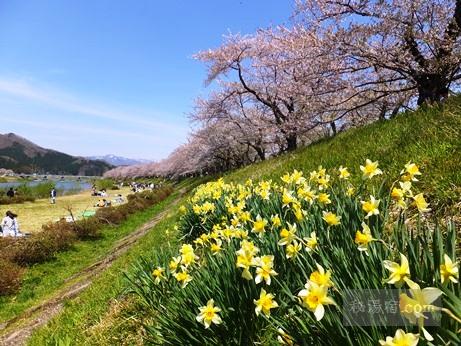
[{"x1": 0, "y1": 1, "x2": 293, "y2": 160}]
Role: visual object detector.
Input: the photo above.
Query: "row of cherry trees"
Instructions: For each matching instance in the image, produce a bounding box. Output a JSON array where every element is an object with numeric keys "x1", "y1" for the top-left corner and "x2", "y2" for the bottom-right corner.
[{"x1": 105, "y1": 0, "x2": 461, "y2": 179}]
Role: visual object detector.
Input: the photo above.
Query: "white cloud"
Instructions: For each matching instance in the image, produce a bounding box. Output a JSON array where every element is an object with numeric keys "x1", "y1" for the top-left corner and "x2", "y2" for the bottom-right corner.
[{"x1": 0, "y1": 77, "x2": 188, "y2": 135}]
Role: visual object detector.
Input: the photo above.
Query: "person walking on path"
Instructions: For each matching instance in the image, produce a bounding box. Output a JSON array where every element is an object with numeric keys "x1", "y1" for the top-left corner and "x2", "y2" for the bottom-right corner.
[
  {"x1": 50, "y1": 188, "x2": 57, "y2": 204},
  {"x1": 1, "y1": 211, "x2": 23, "y2": 237}
]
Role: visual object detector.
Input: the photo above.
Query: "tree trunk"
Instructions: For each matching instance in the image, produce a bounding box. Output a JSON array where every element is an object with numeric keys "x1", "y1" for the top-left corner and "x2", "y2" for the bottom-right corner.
[
  {"x1": 285, "y1": 133, "x2": 297, "y2": 151},
  {"x1": 330, "y1": 121, "x2": 337, "y2": 136},
  {"x1": 416, "y1": 74, "x2": 449, "y2": 105},
  {"x1": 255, "y1": 146, "x2": 266, "y2": 161}
]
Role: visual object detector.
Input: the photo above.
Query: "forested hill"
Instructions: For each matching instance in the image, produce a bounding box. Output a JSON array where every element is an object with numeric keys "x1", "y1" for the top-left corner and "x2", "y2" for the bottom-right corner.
[{"x1": 0, "y1": 133, "x2": 113, "y2": 175}]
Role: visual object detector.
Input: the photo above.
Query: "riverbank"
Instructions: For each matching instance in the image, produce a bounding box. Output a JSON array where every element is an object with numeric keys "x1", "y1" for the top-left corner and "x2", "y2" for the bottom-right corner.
[{"x1": 0, "y1": 187, "x2": 131, "y2": 233}]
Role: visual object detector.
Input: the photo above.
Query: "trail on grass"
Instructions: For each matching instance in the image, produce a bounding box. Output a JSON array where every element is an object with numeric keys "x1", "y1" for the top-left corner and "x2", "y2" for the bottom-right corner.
[{"x1": 0, "y1": 193, "x2": 182, "y2": 346}]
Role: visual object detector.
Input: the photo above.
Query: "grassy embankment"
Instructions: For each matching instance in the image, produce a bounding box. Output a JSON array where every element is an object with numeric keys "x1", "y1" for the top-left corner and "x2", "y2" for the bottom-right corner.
[
  {"x1": 0, "y1": 187, "x2": 131, "y2": 233},
  {"x1": 0, "y1": 187, "x2": 177, "y2": 326},
  {"x1": 28, "y1": 99, "x2": 461, "y2": 344},
  {"x1": 225, "y1": 100, "x2": 461, "y2": 212}
]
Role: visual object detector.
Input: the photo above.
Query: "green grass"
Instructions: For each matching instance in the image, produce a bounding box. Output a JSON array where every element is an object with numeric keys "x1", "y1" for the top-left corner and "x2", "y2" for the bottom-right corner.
[
  {"x1": 225, "y1": 98, "x2": 461, "y2": 212},
  {"x1": 28, "y1": 192, "x2": 185, "y2": 345},
  {"x1": 0, "y1": 193, "x2": 177, "y2": 323}
]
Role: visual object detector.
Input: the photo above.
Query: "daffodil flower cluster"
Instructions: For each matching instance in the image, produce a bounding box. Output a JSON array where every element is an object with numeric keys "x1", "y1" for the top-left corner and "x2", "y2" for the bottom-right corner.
[
  {"x1": 142, "y1": 160, "x2": 458, "y2": 343},
  {"x1": 390, "y1": 162, "x2": 430, "y2": 213},
  {"x1": 383, "y1": 253, "x2": 460, "y2": 341}
]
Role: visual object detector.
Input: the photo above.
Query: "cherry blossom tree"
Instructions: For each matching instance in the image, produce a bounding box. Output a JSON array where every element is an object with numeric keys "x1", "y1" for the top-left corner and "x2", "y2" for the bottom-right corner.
[
  {"x1": 195, "y1": 32, "x2": 322, "y2": 152},
  {"x1": 296, "y1": 0, "x2": 461, "y2": 105}
]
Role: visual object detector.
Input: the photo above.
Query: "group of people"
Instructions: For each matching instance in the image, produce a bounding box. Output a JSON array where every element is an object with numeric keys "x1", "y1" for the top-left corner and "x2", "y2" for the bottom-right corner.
[
  {"x1": 0, "y1": 211, "x2": 24, "y2": 237},
  {"x1": 91, "y1": 187, "x2": 107, "y2": 197},
  {"x1": 130, "y1": 182, "x2": 158, "y2": 193},
  {"x1": 94, "y1": 198, "x2": 111, "y2": 208}
]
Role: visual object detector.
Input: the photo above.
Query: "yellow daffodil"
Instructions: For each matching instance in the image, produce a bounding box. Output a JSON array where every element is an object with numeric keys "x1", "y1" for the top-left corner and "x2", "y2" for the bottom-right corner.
[
  {"x1": 257, "y1": 188, "x2": 270, "y2": 200},
  {"x1": 401, "y1": 161, "x2": 422, "y2": 182},
  {"x1": 282, "y1": 189, "x2": 296, "y2": 206},
  {"x1": 379, "y1": 329, "x2": 419, "y2": 346},
  {"x1": 360, "y1": 159, "x2": 383, "y2": 179},
  {"x1": 254, "y1": 289, "x2": 278, "y2": 316},
  {"x1": 292, "y1": 204, "x2": 306, "y2": 221},
  {"x1": 152, "y1": 267, "x2": 165, "y2": 284},
  {"x1": 317, "y1": 175, "x2": 330, "y2": 190},
  {"x1": 179, "y1": 205, "x2": 187, "y2": 213},
  {"x1": 169, "y1": 256, "x2": 181, "y2": 273},
  {"x1": 391, "y1": 187, "x2": 404, "y2": 200},
  {"x1": 201, "y1": 201, "x2": 216, "y2": 214},
  {"x1": 440, "y1": 254, "x2": 459, "y2": 284},
  {"x1": 399, "y1": 279, "x2": 442, "y2": 341},
  {"x1": 281, "y1": 173, "x2": 291, "y2": 184},
  {"x1": 174, "y1": 268, "x2": 192, "y2": 288},
  {"x1": 338, "y1": 166, "x2": 350, "y2": 179},
  {"x1": 298, "y1": 281, "x2": 336, "y2": 321},
  {"x1": 346, "y1": 185, "x2": 355, "y2": 197},
  {"x1": 309, "y1": 169, "x2": 319, "y2": 181},
  {"x1": 297, "y1": 185, "x2": 316, "y2": 204},
  {"x1": 240, "y1": 240, "x2": 259, "y2": 255},
  {"x1": 234, "y1": 229, "x2": 248, "y2": 239},
  {"x1": 361, "y1": 195, "x2": 380, "y2": 219},
  {"x1": 355, "y1": 222, "x2": 375, "y2": 253},
  {"x1": 309, "y1": 263, "x2": 333, "y2": 287},
  {"x1": 304, "y1": 232, "x2": 318, "y2": 252},
  {"x1": 318, "y1": 193, "x2": 331, "y2": 205},
  {"x1": 286, "y1": 241, "x2": 302, "y2": 259},
  {"x1": 252, "y1": 214, "x2": 268, "y2": 236},
  {"x1": 210, "y1": 239, "x2": 222, "y2": 255},
  {"x1": 383, "y1": 253, "x2": 411, "y2": 288},
  {"x1": 192, "y1": 204, "x2": 202, "y2": 214},
  {"x1": 236, "y1": 254, "x2": 254, "y2": 280},
  {"x1": 196, "y1": 299, "x2": 222, "y2": 329},
  {"x1": 292, "y1": 170, "x2": 305, "y2": 185},
  {"x1": 271, "y1": 214, "x2": 282, "y2": 228},
  {"x1": 412, "y1": 194, "x2": 430, "y2": 213},
  {"x1": 231, "y1": 216, "x2": 240, "y2": 227},
  {"x1": 282, "y1": 169, "x2": 305, "y2": 185},
  {"x1": 236, "y1": 241, "x2": 259, "y2": 280},
  {"x1": 278, "y1": 223, "x2": 297, "y2": 246},
  {"x1": 180, "y1": 243, "x2": 198, "y2": 267},
  {"x1": 255, "y1": 255, "x2": 278, "y2": 285},
  {"x1": 322, "y1": 211, "x2": 341, "y2": 226},
  {"x1": 239, "y1": 211, "x2": 251, "y2": 223},
  {"x1": 180, "y1": 244, "x2": 194, "y2": 255}
]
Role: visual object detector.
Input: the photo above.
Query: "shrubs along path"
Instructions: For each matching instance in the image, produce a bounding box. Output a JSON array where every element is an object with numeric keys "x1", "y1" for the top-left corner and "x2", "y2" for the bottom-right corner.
[{"x1": 0, "y1": 187, "x2": 183, "y2": 346}]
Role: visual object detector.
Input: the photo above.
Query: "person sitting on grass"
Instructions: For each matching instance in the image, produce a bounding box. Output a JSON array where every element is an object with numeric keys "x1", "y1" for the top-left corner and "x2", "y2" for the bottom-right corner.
[
  {"x1": 1, "y1": 211, "x2": 24, "y2": 237},
  {"x1": 95, "y1": 199, "x2": 111, "y2": 207},
  {"x1": 113, "y1": 194, "x2": 124, "y2": 204},
  {"x1": 6, "y1": 187, "x2": 15, "y2": 198}
]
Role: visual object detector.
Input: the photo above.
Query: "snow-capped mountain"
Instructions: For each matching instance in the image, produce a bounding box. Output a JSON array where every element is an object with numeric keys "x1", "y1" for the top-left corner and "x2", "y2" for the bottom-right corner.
[{"x1": 87, "y1": 154, "x2": 151, "y2": 167}]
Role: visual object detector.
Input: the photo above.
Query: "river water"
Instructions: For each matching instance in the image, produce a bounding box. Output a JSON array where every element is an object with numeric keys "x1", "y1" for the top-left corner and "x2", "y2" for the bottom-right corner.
[{"x1": 0, "y1": 180, "x2": 92, "y2": 193}]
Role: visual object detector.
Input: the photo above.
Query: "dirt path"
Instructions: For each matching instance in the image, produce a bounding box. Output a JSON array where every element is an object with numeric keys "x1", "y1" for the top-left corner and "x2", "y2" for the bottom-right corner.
[{"x1": 0, "y1": 194, "x2": 182, "y2": 346}]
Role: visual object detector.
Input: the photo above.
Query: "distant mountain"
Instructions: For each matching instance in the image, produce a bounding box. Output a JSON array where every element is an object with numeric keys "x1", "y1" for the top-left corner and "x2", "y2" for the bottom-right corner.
[
  {"x1": 87, "y1": 154, "x2": 151, "y2": 167},
  {"x1": 0, "y1": 133, "x2": 113, "y2": 176}
]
